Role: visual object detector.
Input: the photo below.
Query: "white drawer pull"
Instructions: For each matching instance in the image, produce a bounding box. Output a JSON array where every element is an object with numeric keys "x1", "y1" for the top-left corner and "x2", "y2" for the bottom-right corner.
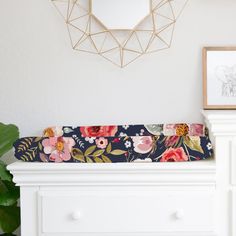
[
  {"x1": 175, "y1": 209, "x2": 184, "y2": 220},
  {"x1": 71, "y1": 211, "x2": 81, "y2": 220}
]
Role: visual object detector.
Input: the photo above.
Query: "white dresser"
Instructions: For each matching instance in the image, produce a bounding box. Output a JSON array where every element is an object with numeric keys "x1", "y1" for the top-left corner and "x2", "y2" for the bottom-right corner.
[
  {"x1": 8, "y1": 161, "x2": 216, "y2": 236},
  {"x1": 202, "y1": 110, "x2": 236, "y2": 236},
  {"x1": 7, "y1": 111, "x2": 236, "y2": 236}
]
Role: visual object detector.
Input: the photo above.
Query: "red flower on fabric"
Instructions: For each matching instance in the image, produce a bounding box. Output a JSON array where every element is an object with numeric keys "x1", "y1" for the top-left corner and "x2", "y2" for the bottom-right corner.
[
  {"x1": 160, "y1": 147, "x2": 188, "y2": 162},
  {"x1": 112, "y1": 138, "x2": 120, "y2": 143},
  {"x1": 80, "y1": 126, "x2": 118, "y2": 137}
]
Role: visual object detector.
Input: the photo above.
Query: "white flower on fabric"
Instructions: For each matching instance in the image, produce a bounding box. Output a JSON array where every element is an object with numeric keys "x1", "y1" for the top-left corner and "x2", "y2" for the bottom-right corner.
[
  {"x1": 122, "y1": 125, "x2": 130, "y2": 130},
  {"x1": 136, "y1": 133, "x2": 140, "y2": 136},
  {"x1": 125, "y1": 141, "x2": 131, "y2": 148},
  {"x1": 119, "y1": 132, "x2": 127, "y2": 137},
  {"x1": 63, "y1": 127, "x2": 74, "y2": 134},
  {"x1": 140, "y1": 129, "x2": 145, "y2": 135},
  {"x1": 207, "y1": 142, "x2": 213, "y2": 150},
  {"x1": 43, "y1": 126, "x2": 63, "y2": 137},
  {"x1": 85, "y1": 137, "x2": 96, "y2": 144}
]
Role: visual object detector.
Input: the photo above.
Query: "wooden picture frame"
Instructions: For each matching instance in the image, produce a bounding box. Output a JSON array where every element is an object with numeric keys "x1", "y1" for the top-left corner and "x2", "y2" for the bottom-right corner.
[{"x1": 203, "y1": 47, "x2": 236, "y2": 109}]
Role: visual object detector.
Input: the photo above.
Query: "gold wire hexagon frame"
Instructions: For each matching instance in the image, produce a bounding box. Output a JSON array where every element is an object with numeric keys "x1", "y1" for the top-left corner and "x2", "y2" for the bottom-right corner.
[{"x1": 51, "y1": 0, "x2": 188, "y2": 67}]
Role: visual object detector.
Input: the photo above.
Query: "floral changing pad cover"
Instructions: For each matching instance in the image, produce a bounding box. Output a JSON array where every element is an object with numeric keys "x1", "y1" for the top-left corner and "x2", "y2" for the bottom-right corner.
[{"x1": 14, "y1": 124, "x2": 213, "y2": 163}]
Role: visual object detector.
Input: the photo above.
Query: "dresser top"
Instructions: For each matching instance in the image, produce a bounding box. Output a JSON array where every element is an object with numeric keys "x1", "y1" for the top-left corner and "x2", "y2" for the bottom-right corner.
[
  {"x1": 8, "y1": 159, "x2": 215, "y2": 171},
  {"x1": 202, "y1": 110, "x2": 236, "y2": 120}
]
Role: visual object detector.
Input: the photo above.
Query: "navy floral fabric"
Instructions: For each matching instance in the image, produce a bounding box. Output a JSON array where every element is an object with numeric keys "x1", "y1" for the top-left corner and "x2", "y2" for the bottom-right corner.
[{"x1": 14, "y1": 124, "x2": 213, "y2": 163}]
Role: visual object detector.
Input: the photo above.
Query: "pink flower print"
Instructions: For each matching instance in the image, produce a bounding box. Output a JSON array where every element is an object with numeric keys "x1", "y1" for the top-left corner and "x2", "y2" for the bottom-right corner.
[
  {"x1": 164, "y1": 136, "x2": 180, "y2": 147},
  {"x1": 95, "y1": 137, "x2": 108, "y2": 149},
  {"x1": 42, "y1": 137, "x2": 75, "y2": 162},
  {"x1": 189, "y1": 124, "x2": 204, "y2": 136},
  {"x1": 131, "y1": 136, "x2": 153, "y2": 154}
]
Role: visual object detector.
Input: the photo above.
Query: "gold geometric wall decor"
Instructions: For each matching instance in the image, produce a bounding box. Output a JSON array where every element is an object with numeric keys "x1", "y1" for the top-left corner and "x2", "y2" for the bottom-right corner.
[{"x1": 51, "y1": 0, "x2": 188, "y2": 68}]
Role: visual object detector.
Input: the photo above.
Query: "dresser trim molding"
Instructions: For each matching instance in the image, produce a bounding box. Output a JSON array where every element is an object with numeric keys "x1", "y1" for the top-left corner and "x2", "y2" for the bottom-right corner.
[
  {"x1": 202, "y1": 110, "x2": 236, "y2": 136},
  {"x1": 7, "y1": 161, "x2": 216, "y2": 187}
]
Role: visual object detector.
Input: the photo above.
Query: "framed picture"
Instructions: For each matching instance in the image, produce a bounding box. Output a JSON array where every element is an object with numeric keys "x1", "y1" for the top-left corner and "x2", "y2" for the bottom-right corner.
[{"x1": 203, "y1": 47, "x2": 236, "y2": 109}]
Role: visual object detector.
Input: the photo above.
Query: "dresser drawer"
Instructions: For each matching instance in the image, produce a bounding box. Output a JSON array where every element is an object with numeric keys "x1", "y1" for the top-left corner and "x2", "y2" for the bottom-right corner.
[{"x1": 39, "y1": 190, "x2": 215, "y2": 234}]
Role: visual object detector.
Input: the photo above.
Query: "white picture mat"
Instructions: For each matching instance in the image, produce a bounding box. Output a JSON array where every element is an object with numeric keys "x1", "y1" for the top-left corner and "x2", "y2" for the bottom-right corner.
[
  {"x1": 207, "y1": 51, "x2": 236, "y2": 106},
  {"x1": 92, "y1": 0, "x2": 150, "y2": 29}
]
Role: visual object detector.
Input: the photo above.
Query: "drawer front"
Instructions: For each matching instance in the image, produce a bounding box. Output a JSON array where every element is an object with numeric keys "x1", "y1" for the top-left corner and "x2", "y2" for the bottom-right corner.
[{"x1": 39, "y1": 190, "x2": 215, "y2": 233}]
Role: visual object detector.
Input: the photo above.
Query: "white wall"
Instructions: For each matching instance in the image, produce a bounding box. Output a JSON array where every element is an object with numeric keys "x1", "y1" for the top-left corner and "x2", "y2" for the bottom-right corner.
[{"x1": 1, "y1": 0, "x2": 236, "y2": 138}]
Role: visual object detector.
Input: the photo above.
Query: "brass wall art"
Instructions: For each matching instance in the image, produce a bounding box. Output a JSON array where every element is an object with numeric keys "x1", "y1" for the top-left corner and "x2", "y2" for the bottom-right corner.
[{"x1": 51, "y1": 0, "x2": 188, "y2": 67}]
